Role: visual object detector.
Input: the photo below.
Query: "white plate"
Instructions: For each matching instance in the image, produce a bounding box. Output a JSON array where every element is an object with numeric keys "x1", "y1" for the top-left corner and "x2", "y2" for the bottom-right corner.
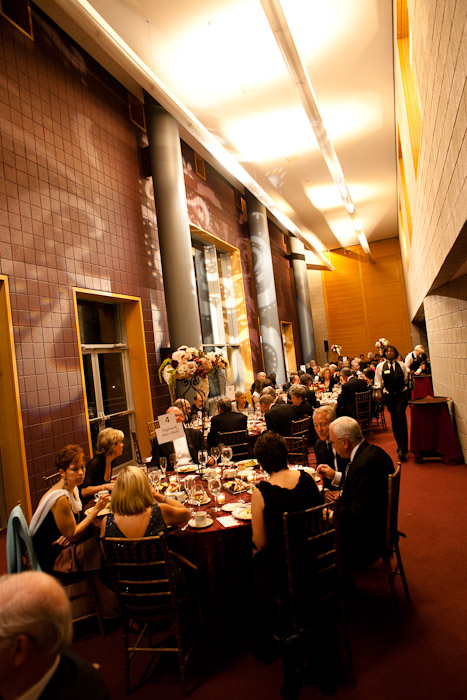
[
  {"x1": 232, "y1": 506, "x2": 251, "y2": 520},
  {"x1": 188, "y1": 517, "x2": 214, "y2": 529},
  {"x1": 236, "y1": 459, "x2": 258, "y2": 468},
  {"x1": 176, "y1": 465, "x2": 198, "y2": 473},
  {"x1": 221, "y1": 503, "x2": 237, "y2": 512},
  {"x1": 188, "y1": 496, "x2": 211, "y2": 506}
]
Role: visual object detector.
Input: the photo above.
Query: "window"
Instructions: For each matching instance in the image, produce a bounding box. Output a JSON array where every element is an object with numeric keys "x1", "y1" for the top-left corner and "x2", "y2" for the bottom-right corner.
[{"x1": 77, "y1": 299, "x2": 135, "y2": 466}]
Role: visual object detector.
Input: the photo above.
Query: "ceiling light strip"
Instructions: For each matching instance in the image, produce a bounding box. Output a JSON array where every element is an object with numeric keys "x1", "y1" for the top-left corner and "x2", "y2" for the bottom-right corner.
[
  {"x1": 260, "y1": 0, "x2": 371, "y2": 258},
  {"x1": 49, "y1": 0, "x2": 333, "y2": 269}
]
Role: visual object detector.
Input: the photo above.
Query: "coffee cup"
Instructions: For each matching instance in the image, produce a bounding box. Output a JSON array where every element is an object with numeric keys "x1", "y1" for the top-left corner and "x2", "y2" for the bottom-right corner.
[
  {"x1": 194, "y1": 510, "x2": 207, "y2": 526},
  {"x1": 173, "y1": 491, "x2": 186, "y2": 502},
  {"x1": 95, "y1": 489, "x2": 108, "y2": 501},
  {"x1": 224, "y1": 467, "x2": 237, "y2": 479}
]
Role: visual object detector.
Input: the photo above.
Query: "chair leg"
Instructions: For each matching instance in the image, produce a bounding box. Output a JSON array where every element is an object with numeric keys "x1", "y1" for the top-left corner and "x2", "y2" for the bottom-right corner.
[
  {"x1": 395, "y1": 542, "x2": 411, "y2": 601},
  {"x1": 382, "y1": 553, "x2": 398, "y2": 602},
  {"x1": 86, "y1": 574, "x2": 105, "y2": 636}
]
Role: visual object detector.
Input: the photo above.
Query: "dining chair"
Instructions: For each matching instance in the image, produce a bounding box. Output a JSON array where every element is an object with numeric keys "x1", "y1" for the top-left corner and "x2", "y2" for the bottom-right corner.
[
  {"x1": 277, "y1": 502, "x2": 352, "y2": 698},
  {"x1": 284, "y1": 436, "x2": 308, "y2": 466},
  {"x1": 354, "y1": 390, "x2": 372, "y2": 431},
  {"x1": 291, "y1": 417, "x2": 310, "y2": 441},
  {"x1": 42, "y1": 472, "x2": 62, "y2": 490},
  {"x1": 147, "y1": 420, "x2": 159, "y2": 442},
  {"x1": 218, "y1": 429, "x2": 250, "y2": 461},
  {"x1": 100, "y1": 534, "x2": 202, "y2": 695},
  {"x1": 130, "y1": 430, "x2": 143, "y2": 465},
  {"x1": 360, "y1": 462, "x2": 410, "y2": 603}
]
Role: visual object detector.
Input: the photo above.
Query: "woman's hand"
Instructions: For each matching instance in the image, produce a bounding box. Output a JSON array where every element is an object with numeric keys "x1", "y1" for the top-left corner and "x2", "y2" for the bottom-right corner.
[
  {"x1": 93, "y1": 493, "x2": 110, "y2": 513},
  {"x1": 52, "y1": 535, "x2": 71, "y2": 547}
]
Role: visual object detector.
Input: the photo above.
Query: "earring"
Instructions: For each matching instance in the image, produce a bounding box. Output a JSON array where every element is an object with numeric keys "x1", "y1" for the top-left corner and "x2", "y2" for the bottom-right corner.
[{"x1": 63, "y1": 475, "x2": 68, "y2": 486}]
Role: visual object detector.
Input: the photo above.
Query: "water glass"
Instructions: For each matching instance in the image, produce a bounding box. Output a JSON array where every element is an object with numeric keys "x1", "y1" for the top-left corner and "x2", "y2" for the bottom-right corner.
[
  {"x1": 159, "y1": 457, "x2": 167, "y2": 478},
  {"x1": 208, "y1": 477, "x2": 222, "y2": 512}
]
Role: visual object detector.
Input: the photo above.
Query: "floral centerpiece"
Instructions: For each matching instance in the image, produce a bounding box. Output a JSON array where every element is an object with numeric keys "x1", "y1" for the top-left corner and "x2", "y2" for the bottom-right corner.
[
  {"x1": 375, "y1": 338, "x2": 389, "y2": 352},
  {"x1": 159, "y1": 345, "x2": 229, "y2": 404},
  {"x1": 331, "y1": 344, "x2": 342, "y2": 356}
]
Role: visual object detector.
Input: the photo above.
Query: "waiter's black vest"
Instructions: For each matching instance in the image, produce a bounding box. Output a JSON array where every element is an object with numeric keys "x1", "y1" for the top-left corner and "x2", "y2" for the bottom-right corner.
[
  {"x1": 383, "y1": 360, "x2": 405, "y2": 394},
  {"x1": 410, "y1": 352, "x2": 424, "y2": 371}
]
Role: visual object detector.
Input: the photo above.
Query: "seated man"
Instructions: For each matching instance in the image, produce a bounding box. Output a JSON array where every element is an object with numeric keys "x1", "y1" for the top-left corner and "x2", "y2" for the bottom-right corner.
[
  {"x1": 336, "y1": 368, "x2": 368, "y2": 418},
  {"x1": 260, "y1": 393, "x2": 295, "y2": 437},
  {"x1": 174, "y1": 398, "x2": 192, "y2": 423},
  {"x1": 0, "y1": 570, "x2": 109, "y2": 700},
  {"x1": 207, "y1": 396, "x2": 248, "y2": 448},
  {"x1": 299, "y1": 373, "x2": 320, "y2": 408},
  {"x1": 150, "y1": 406, "x2": 204, "y2": 469},
  {"x1": 313, "y1": 406, "x2": 347, "y2": 490},
  {"x1": 321, "y1": 417, "x2": 394, "y2": 572}
]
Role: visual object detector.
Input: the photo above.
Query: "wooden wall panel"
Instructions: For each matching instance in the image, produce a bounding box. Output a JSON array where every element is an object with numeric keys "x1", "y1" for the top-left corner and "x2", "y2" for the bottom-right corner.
[{"x1": 321, "y1": 239, "x2": 412, "y2": 359}]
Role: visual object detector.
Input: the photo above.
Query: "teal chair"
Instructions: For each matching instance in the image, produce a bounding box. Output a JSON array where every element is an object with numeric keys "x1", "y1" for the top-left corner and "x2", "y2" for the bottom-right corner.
[{"x1": 6, "y1": 503, "x2": 41, "y2": 573}]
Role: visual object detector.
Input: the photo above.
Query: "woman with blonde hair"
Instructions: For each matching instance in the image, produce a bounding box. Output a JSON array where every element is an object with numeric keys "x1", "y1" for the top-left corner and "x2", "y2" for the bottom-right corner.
[
  {"x1": 81, "y1": 427, "x2": 125, "y2": 503},
  {"x1": 319, "y1": 367, "x2": 337, "y2": 391},
  {"x1": 101, "y1": 466, "x2": 190, "y2": 538}
]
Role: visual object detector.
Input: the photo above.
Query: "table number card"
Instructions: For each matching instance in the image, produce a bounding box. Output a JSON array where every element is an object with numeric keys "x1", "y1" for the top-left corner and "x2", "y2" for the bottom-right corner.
[{"x1": 155, "y1": 413, "x2": 185, "y2": 444}]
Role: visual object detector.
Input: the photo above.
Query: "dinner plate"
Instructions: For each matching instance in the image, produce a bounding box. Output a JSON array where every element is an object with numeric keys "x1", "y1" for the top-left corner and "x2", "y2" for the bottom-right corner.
[
  {"x1": 232, "y1": 506, "x2": 251, "y2": 520},
  {"x1": 188, "y1": 517, "x2": 214, "y2": 529},
  {"x1": 236, "y1": 459, "x2": 258, "y2": 469},
  {"x1": 176, "y1": 465, "x2": 198, "y2": 473},
  {"x1": 188, "y1": 496, "x2": 211, "y2": 506},
  {"x1": 221, "y1": 503, "x2": 237, "y2": 512}
]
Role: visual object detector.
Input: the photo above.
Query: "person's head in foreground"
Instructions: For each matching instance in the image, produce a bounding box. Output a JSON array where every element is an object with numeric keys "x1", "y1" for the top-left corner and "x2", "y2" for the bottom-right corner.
[
  {"x1": 254, "y1": 431, "x2": 288, "y2": 475},
  {"x1": 329, "y1": 416, "x2": 363, "y2": 459}
]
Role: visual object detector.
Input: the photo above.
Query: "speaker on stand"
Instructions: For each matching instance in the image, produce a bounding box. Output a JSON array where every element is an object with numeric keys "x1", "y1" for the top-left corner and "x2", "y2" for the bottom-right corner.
[{"x1": 324, "y1": 339, "x2": 329, "y2": 363}]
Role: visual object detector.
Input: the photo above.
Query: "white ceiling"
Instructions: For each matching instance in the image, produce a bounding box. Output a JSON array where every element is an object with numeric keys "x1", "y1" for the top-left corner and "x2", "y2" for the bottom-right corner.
[{"x1": 38, "y1": 0, "x2": 398, "y2": 259}]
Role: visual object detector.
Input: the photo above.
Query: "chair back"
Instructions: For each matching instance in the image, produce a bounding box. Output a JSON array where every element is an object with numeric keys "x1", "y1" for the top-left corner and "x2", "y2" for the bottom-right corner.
[
  {"x1": 284, "y1": 435, "x2": 308, "y2": 466},
  {"x1": 291, "y1": 417, "x2": 310, "y2": 439},
  {"x1": 218, "y1": 429, "x2": 250, "y2": 461},
  {"x1": 6, "y1": 503, "x2": 42, "y2": 573},
  {"x1": 283, "y1": 502, "x2": 339, "y2": 631},
  {"x1": 386, "y1": 463, "x2": 402, "y2": 550},
  {"x1": 42, "y1": 472, "x2": 61, "y2": 489},
  {"x1": 355, "y1": 390, "x2": 372, "y2": 430},
  {"x1": 147, "y1": 420, "x2": 159, "y2": 442},
  {"x1": 130, "y1": 430, "x2": 143, "y2": 465},
  {"x1": 100, "y1": 535, "x2": 175, "y2": 616}
]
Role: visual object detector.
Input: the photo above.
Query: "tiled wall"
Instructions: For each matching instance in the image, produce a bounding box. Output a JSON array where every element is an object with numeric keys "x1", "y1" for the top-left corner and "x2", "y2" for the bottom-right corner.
[
  {"x1": 424, "y1": 276, "x2": 467, "y2": 459},
  {"x1": 396, "y1": 0, "x2": 467, "y2": 318},
  {"x1": 0, "y1": 10, "x2": 167, "y2": 507}
]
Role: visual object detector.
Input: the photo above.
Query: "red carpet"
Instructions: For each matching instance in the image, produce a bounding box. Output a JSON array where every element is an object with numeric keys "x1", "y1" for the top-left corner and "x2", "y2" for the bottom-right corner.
[{"x1": 2, "y1": 411, "x2": 467, "y2": 699}]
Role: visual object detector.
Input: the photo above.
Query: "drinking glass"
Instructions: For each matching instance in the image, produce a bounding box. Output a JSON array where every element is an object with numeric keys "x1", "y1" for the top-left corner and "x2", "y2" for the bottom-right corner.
[
  {"x1": 198, "y1": 450, "x2": 209, "y2": 471},
  {"x1": 148, "y1": 468, "x2": 161, "y2": 488},
  {"x1": 193, "y1": 482, "x2": 207, "y2": 509},
  {"x1": 169, "y1": 453, "x2": 177, "y2": 471},
  {"x1": 210, "y1": 446, "x2": 221, "y2": 465},
  {"x1": 221, "y1": 446, "x2": 233, "y2": 466},
  {"x1": 208, "y1": 477, "x2": 222, "y2": 512},
  {"x1": 159, "y1": 457, "x2": 167, "y2": 478},
  {"x1": 184, "y1": 476, "x2": 196, "y2": 514}
]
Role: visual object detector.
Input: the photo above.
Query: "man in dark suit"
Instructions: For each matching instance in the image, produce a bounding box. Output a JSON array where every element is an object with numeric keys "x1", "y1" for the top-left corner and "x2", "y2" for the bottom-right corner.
[
  {"x1": 324, "y1": 417, "x2": 394, "y2": 572},
  {"x1": 289, "y1": 383, "x2": 318, "y2": 442},
  {"x1": 150, "y1": 406, "x2": 204, "y2": 469},
  {"x1": 207, "y1": 396, "x2": 248, "y2": 448},
  {"x1": 259, "y1": 393, "x2": 296, "y2": 436},
  {"x1": 336, "y1": 368, "x2": 368, "y2": 418},
  {"x1": 299, "y1": 373, "x2": 320, "y2": 409},
  {"x1": 0, "y1": 571, "x2": 109, "y2": 700},
  {"x1": 313, "y1": 405, "x2": 347, "y2": 490}
]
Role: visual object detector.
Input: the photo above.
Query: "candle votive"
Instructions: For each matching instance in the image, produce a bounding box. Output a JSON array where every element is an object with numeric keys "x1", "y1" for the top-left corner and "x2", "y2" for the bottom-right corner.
[
  {"x1": 247, "y1": 473, "x2": 255, "y2": 483},
  {"x1": 217, "y1": 493, "x2": 226, "y2": 506}
]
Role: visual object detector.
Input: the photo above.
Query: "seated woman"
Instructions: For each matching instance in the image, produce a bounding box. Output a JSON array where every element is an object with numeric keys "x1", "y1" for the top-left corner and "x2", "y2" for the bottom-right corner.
[
  {"x1": 251, "y1": 377, "x2": 265, "y2": 409},
  {"x1": 250, "y1": 431, "x2": 322, "y2": 663},
  {"x1": 30, "y1": 445, "x2": 109, "y2": 574},
  {"x1": 232, "y1": 389, "x2": 251, "y2": 415},
  {"x1": 101, "y1": 465, "x2": 190, "y2": 538},
  {"x1": 81, "y1": 428, "x2": 124, "y2": 504},
  {"x1": 320, "y1": 367, "x2": 337, "y2": 392}
]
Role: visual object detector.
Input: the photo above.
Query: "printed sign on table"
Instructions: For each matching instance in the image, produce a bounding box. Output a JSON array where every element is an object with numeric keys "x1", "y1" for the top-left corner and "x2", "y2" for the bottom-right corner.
[{"x1": 154, "y1": 413, "x2": 185, "y2": 445}]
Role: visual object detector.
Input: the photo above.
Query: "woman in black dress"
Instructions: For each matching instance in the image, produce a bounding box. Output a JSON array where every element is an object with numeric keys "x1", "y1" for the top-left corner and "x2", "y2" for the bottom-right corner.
[
  {"x1": 250, "y1": 432, "x2": 322, "y2": 663},
  {"x1": 81, "y1": 427, "x2": 124, "y2": 504}
]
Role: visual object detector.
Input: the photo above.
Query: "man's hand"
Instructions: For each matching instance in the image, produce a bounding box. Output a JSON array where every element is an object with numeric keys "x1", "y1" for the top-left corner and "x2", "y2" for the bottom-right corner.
[{"x1": 317, "y1": 464, "x2": 335, "y2": 480}]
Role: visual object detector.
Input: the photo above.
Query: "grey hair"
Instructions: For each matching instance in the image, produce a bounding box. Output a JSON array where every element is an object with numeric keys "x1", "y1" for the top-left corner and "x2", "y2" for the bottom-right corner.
[
  {"x1": 260, "y1": 386, "x2": 276, "y2": 398},
  {"x1": 217, "y1": 396, "x2": 232, "y2": 413},
  {"x1": 313, "y1": 405, "x2": 336, "y2": 423},
  {"x1": 0, "y1": 572, "x2": 72, "y2": 655},
  {"x1": 290, "y1": 384, "x2": 306, "y2": 399},
  {"x1": 340, "y1": 368, "x2": 352, "y2": 379},
  {"x1": 330, "y1": 416, "x2": 363, "y2": 445}
]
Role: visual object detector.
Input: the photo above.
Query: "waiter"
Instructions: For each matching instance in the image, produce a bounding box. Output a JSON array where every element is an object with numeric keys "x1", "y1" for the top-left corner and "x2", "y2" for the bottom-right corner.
[{"x1": 374, "y1": 344, "x2": 409, "y2": 461}]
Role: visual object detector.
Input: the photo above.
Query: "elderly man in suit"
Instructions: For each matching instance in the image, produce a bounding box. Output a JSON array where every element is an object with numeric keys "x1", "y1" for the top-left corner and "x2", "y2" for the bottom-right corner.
[
  {"x1": 207, "y1": 396, "x2": 248, "y2": 448},
  {"x1": 321, "y1": 417, "x2": 394, "y2": 572},
  {"x1": 336, "y1": 368, "x2": 368, "y2": 419},
  {"x1": 150, "y1": 406, "x2": 205, "y2": 469},
  {"x1": 0, "y1": 571, "x2": 109, "y2": 700},
  {"x1": 314, "y1": 405, "x2": 347, "y2": 491},
  {"x1": 259, "y1": 393, "x2": 296, "y2": 436}
]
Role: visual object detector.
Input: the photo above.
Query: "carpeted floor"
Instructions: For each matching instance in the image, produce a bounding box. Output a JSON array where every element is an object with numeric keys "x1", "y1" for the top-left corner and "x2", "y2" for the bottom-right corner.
[{"x1": 2, "y1": 411, "x2": 467, "y2": 699}]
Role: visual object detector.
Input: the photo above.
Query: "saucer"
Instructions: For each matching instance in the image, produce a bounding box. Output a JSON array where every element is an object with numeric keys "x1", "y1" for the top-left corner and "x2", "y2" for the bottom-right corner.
[
  {"x1": 188, "y1": 517, "x2": 214, "y2": 529},
  {"x1": 188, "y1": 496, "x2": 211, "y2": 506},
  {"x1": 221, "y1": 503, "x2": 236, "y2": 512}
]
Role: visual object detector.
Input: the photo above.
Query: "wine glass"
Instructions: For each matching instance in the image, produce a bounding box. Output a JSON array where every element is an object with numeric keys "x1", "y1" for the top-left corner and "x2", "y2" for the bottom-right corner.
[
  {"x1": 210, "y1": 446, "x2": 220, "y2": 466},
  {"x1": 208, "y1": 477, "x2": 222, "y2": 512},
  {"x1": 169, "y1": 453, "x2": 177, "y2": 472},
  {"x1": 148, "y1": 468, "x2": 161, "y2": 489},
  {"x1": 184, "y1": 475, "x2": 196, "y2": 514},
  {"x1": 198, "y1": 449, "x2": 208, "y2": 472},
  {"x1": 159, "y1": 457, "x2": 167, "y2": 479},
  {"x1": 193, "y1": 482, "x2": 207, "y2": 510},
  {"x1": 221, "y1": 446, "x2": 233, "y2": 466}
]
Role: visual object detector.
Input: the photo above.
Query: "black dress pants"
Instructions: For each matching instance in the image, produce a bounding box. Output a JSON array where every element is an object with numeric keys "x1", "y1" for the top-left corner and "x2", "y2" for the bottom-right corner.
[{"x1": 384, "y1": 391, "x2": 409, "y2": 452}]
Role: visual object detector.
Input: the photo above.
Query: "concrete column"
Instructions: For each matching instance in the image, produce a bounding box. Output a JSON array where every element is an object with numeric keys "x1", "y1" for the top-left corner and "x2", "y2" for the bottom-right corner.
[
  {"x1": 245, "y1": 191, "x2": 286, "y2": 384},
  {"x1": 146, "y1": 104, "x2": 202, "y2": 349},
  {"x1": 290, "y1": 236, "x2": 316, "y2": 363}
]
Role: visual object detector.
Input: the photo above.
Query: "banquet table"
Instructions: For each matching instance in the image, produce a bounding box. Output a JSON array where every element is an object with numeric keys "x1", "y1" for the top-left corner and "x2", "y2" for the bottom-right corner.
[{"x1": 409, "y1": 396, "x2": 464, "y2": 464}]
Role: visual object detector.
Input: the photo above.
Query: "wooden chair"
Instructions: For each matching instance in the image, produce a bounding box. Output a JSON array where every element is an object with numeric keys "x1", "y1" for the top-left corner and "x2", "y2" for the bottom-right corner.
[
  {"x1": 284, "y1": 436, "x2": 308, "y2": 466},
  {"x1": 371, "y1": 390, "x2": 387, "y2": 430},
  {"x1": 291, "y1": 417, "x2": 310, "y2": 441},
  {"x1": 218, "y1": 429, "x2": 250, "y2": 461},
  {"x1": 100, "y1": 534, "x2": 202, "y2": 695},
  {"x1": 277, "y1": 503, "x2": 352, "y2": 697},
  {"x1": 42, "y1": 472, "x2": 61, "y2": 489},
  {"x1": 355, "y1": 390, "x2": 372, "y2": 431},
  {"x1": 363, "y1": 463, "x2": 410, "y2": 603},
  {"x1": 147, "y1": 420, "x2": 159, "y2": 442}
]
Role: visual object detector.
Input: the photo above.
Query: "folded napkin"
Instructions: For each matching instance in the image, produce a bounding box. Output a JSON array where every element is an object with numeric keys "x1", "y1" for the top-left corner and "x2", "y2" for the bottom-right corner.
[{"x1": 217, "y1": 515, "x2": 240, "y2": 528}]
